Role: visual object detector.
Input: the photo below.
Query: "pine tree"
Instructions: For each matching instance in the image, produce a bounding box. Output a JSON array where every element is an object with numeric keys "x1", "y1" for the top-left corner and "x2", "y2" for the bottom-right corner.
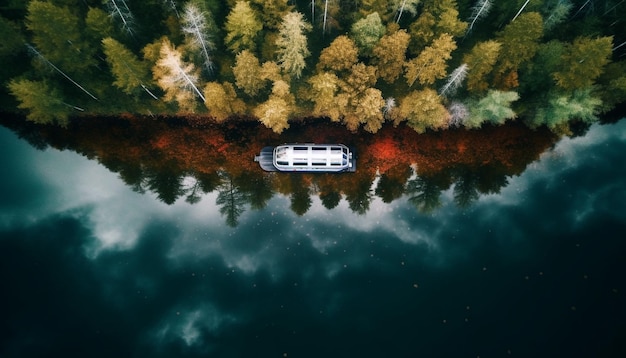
[
  {"x1": 465, "y1": 90, "x2": 519, "y2": 128},
  {"x1": 102, "y1": 37, "x2": 154, "y2": 97},
  {"x1": 405, "y1": 33, "x2": 457, "y2": 87},
  {"x1": 350, "y1": 12, "x2": 385, "y2": 55},
  {"x1": 530, "y1": 88, "x2": 601, "y2": 131},
  {"x1": 275, "y1": 12, "x2": 312, "y2": 78},
  {"x1": 225, "y1": 1, "x2": 263, "y2": 53},
  {"x1": 463, "y1": 40, "x2": 501, "y2": 93},
  {"x1": 232, "y1": 50, "x2": 266, "y2": 96},
  {"x1": 553, "y1": 36, "x2": 613, "y2": 91},
  {"x1": 8, "y1": 79, "x2": 71, "y2": 126}
]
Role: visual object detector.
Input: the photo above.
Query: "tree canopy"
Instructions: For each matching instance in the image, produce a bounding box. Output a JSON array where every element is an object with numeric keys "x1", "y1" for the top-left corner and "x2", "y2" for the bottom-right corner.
[{"x1": 1, "y1": 0, "x2": 625, "y2": 134}]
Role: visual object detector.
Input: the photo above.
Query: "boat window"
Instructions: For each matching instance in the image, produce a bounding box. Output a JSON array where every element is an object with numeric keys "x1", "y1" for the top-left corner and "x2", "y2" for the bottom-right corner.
[
  {"x1": 312, "y1": 147, "x2": 326, "y2": 151},
  {"x1": 312, "y1": 161, "x2": 327, "y2": 166},
  {"x1": 276, "y1": 160, "x2": 288, "y2": 166},
  {"x1": 294, "y1": 146, "x2": 308, "y2": 151},
  {"x1": 293, "y1": 161, "x2": 307, "y2": 166}
]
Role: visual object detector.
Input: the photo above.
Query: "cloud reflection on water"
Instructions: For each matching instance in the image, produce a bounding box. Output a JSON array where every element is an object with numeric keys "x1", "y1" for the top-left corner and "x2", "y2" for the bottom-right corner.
[{"x1": 1, "y1": 120, "x2": 625, "y2": 357}]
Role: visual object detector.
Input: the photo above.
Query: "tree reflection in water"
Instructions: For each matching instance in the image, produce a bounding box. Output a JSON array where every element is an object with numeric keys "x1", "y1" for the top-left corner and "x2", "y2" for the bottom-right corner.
[{"x1": 1, "y1": 115, "x2": 556, "y2": 226}]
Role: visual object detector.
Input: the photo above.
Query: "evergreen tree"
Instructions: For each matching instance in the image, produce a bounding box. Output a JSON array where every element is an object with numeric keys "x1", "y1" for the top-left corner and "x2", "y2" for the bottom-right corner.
[
  {"x1": 102, "y1": 37, "x2": 153, "y2": 97},
  {"x1": 232, "y1": 50, "x2": 266, "y2": 96},
  {"x1": 463, "y1": 40, "x2": 501, "y2": 93},
  {"x1": 405, "y1": 33, "x2": 457, "y2": 87},
  {"x1": 225, "y1": 1, "x2": 262, "y2": 53},
  {"x1": 465, "y1": 90, "x2": 519, "y2": 128},
  {"x1": 275, "y1": 12, "x2": 312, "y2": 79},
  {"x1": 553, "y1": 36, "x2": 613, "y2": 91},
  {"x1": 26, "y1": 1, "x2": 96, "y2": 73},
  {"x1": 530, "y1": 88, "x2": 601, "y2": 132},
  {"x1": 350, "y1": 12, "x2": 385, "y2": 55},
  {"x1": 492, "y1": 12, "x2": 543, "y2": 89},
  {"x1": 8, "y1": 79, "x2": 71, "y2": 126}
]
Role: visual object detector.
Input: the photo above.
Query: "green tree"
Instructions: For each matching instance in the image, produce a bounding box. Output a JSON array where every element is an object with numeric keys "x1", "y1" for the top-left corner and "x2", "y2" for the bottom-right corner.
[
  {"x1": 8, "y1": 79, "x2": 71, "y2": 126},
  {"x1": 250, "y1": 0, "x2": 293, "y2": 30},
  {"x1": 225, "y1": 1, "x2": 262, "y2": 53},
  {"x1": 356, "y1": 88, "x2": 385, "y2": 133},
  {"x1": 26, "y1": 0, "x2": 96, "y2": 73},
  {"x1": 463, "y1": 40, "x2": 501, "y2": 93},
  {"x1": 307, "y1": 72, "x2": 341, "y2": 121},
  {"x1": 493, "y1": 12, "x2": 543, "y2": 89},
  {"x1": 530, "y1": 88, "x2": 602, "y2": 132},
  {"x1": 409, "y1": 0, "x2": 467, "y2": 50},
  {"x1": 85, "y1": 7, "x2": 114, "y2": 40},
  {"x1": 317, "y1": 35, "x2": 359, "y2": 73},
  {"x1": 203, "y1": 81, "x2": 246, "y2": 121},
  {"x1": 254, "y1": 82, "x2": 293, "y2": 133},
  {"x1": 102, "y1": 37, "x2": 153, "y2": 96},
  {"x1": 372, "y1": 29, "x2": 410, "y2": 83},
  {"x1": 0, "y1": 16, "x2": 23, "y2": 57},
  {"x1": 399, "y1": 89, "x2": 450, "y2": 133},
  {"x1": 275, "y1": 12, "x2": 312, "y2": 78},
  {"x1": 232, "y1": 50, "x2": 266, "y2": 96},
  {"x1": 405, "y1": 33, "x2": 457, "y2": 87},
  {"x1": 350, "y1": 12, "x2": 385, "y2": 55},
  {"x1": 553, "y1": 36, "x2": 613, "y2": 91},
  {"x1": 464, "y1": 90, "x2": 519, "y2": 128}
]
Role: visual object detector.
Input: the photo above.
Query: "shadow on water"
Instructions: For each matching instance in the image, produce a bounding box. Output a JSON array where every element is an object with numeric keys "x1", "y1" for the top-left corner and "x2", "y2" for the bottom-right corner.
[{"x1": 0, "y1": 114, "x2": 557, "y2": 226}]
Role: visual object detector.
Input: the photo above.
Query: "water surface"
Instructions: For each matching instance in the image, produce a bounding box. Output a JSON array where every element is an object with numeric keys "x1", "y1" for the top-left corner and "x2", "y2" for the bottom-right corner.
[{"x1": 1, "y1": 120, "x2": 625, "y2": 357}]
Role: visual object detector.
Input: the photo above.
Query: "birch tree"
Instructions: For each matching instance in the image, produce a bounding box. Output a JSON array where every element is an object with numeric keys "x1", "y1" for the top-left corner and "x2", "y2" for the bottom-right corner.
[
  {"x1": 307, "y1": 72, "x2": 341, "y2": 121},
  {"x1": 153, "y1": 39, "x2": 205, "y2": 110},
  {"x1": 275, "y1": 12, "x2": 312, "y2": 78},
  {"x1": 394, "y1": 0, "x2": 421, "y2": 23},
  {"x1": 466, "y1": 0, "x2": 492, "y2": 35},
  {"x1": 105, "y1": 0, "x2": 136, "y2": 36},
  {"x1": 439, "y1": 63, "x2": 468, "y2": 97},
  {"x1": 181, "y1": 2, "x2": 217, "y2": 73}
]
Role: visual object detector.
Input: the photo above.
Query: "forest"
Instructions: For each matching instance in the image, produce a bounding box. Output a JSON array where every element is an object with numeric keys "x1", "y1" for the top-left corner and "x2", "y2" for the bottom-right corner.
[{"x1": 0, "y1": 0, "x2": 625, "y2": 134}]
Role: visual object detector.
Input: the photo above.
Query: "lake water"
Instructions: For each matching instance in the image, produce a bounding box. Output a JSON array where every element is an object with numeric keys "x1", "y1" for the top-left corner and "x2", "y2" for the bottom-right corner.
[{"x1": 1, "y1": 119, "x2": 625, "y2": 357}]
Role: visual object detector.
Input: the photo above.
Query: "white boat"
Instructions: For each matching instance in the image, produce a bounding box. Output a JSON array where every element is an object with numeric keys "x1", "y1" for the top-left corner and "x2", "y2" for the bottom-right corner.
[{"x1": 255, "y1": 144, "x2": 356, "y2": 172}]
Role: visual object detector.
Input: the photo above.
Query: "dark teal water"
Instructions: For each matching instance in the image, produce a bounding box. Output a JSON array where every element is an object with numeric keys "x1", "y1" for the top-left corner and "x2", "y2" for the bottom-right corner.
[{"x1": 1, "y1": 121, "x2": 625, "y2": 357}]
